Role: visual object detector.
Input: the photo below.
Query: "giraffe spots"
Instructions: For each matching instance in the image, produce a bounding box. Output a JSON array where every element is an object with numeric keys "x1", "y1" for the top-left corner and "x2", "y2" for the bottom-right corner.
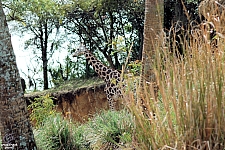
[
  {"x1": 85, "y1": 53, "x2": 88, "y2": 57},
  {"x1": 106, "y1": 74, "x2": 110, "y2": 80},
  {"x1": 95, "y1": 65, "x2": 99, "y2": 69},
  {"x1": 107, "y1": 69, "x2": 112, "y2": 74},
  {"x1": 99, "y1": 64, "x2": 103, "y2": 68},
  {"x1": 106, "y1": 85, "x2": 118, "y2": 96},
  {"x1": 93, "y1": 66, "x2": 98, "y2": 71},
  {"x1": 80, "y1": 49, "x2": 122, "y2": 110},
  {"x1": 101, "y1": 71, "x2": 106, "y2": 77}
]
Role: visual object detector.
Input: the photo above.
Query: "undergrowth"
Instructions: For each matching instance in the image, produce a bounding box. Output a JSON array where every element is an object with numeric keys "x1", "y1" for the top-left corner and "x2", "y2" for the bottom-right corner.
[
  {"x1": 28, "y1": 94, "x2": 56, "y2": 128},
  {"x1": 34, "y1": 113, "x2": 78, "y2": 150},
  {"x1": 84, "y1": 109, "x2": 135, "y2": 149},
  {"x1": 33, "y1": 109, "x2": 135, "y2": 150}
]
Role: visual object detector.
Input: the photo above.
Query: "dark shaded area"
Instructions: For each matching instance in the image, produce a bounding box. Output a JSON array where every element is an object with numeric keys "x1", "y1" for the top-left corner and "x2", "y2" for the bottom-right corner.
[
  {"x1": 164, "y1": 0, "x2": 202, "y2": 56},
  {"x1": 164, "y1": 0, "x2": 202, "y2": 29},
  {"x1": 20, "y1": 77, "x2": 26, "y2": 92}
]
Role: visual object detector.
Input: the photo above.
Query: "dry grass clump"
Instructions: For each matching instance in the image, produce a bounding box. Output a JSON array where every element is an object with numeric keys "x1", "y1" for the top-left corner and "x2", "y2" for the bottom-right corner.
[{"x1": 123, "y1": 8, "x2": 225, "y2": 149}]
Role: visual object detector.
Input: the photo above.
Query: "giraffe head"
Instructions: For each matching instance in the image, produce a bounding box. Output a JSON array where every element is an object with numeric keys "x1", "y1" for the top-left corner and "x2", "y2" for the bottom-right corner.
[{"x1": 73, "y1": 44, "x2": 87, "y2": 57}]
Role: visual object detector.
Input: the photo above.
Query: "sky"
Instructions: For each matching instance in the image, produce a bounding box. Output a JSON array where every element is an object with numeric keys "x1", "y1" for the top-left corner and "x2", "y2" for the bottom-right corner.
[{"x1": 11, "y1": 35, "x2": 30, "y2": 77}]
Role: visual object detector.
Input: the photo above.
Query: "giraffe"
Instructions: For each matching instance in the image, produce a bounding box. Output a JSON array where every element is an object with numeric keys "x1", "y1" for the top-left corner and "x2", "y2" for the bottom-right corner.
[{"x1": 73, "y1": 44, "x2": 122, "y2": 110}]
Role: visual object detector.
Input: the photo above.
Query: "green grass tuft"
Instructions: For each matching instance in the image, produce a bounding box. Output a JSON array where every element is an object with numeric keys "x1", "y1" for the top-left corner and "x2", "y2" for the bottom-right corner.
[
  {"x1": 33, "y1": 109, "x2": 135, "y2": 150},
  {"x1": 84, "y1": 109, "x2": 135, "y2": 149},
  {"x1": 34, "y1": 113, "x2": 78, "y2": 150}
]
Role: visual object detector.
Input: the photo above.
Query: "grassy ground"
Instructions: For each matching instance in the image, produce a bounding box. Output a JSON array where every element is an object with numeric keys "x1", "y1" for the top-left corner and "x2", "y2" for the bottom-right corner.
[
  {"x1": 25, "y1": 77, "x2": 104, "y2": 97},
  {"x1": 34, "y1": 109, "x2": 135, "y2": 150}
]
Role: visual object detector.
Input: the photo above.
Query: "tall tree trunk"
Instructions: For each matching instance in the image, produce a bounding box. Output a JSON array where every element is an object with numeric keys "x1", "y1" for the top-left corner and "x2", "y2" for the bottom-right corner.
[
  {"x1": 40, "y1": 22, "x2": 49, "y2": 90},
  {"x1": 0, "y1": 1, "x2": 37, "y2": 149},
  {"x1": 140, "y1": 0, "x2": 164, "y2": 88}
]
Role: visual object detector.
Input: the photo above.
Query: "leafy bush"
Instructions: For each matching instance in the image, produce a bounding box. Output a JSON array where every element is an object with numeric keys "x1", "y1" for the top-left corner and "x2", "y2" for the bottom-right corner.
[
  {"x1": 127, "y1": 60, "x2": 142, "y2": 76},
  {"x1": 28, "y1": 94, "x2": 56, "y2": 128}
]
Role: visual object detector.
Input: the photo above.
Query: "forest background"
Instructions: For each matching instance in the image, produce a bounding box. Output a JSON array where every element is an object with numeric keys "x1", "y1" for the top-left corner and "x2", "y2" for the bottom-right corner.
[{"x1": 3, "y1": 0, "x2": 201, "y2": 91}]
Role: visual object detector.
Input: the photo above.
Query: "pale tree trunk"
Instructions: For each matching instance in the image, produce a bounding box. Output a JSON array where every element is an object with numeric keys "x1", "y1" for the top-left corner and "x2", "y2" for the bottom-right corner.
[
  {"x1": 140, "y1": 0, "x2": 164, "y2": 91},
  {"x1": 0, "y1": 1, "x2": 37, "y2": 149}
]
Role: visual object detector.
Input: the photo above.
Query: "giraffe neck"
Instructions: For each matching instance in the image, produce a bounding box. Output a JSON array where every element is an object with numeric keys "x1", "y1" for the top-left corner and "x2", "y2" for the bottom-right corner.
[{"x1": 83, "y1": 51, "x2": 111, "y2": 80}]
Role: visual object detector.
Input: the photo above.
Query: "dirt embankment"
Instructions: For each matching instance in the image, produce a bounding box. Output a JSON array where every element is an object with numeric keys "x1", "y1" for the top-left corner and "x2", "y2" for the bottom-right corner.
[{"x1": 24, "y1": 78, "x2": 110, "y2": 123}]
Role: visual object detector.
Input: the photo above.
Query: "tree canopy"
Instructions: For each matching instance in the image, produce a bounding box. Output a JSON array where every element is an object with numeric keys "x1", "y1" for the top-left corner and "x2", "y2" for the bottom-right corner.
[
  {"x1": 3, "y1": 0, "x2": 70, "y2": 89},
  {"x1": 2, "y1": 0, "x2": 205, "y2": 90}
]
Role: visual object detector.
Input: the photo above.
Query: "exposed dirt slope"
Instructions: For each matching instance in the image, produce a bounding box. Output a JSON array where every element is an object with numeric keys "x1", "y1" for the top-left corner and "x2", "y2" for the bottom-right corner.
[{"x1": 24, "y1": 78, "x2": 110, "y2": 123}]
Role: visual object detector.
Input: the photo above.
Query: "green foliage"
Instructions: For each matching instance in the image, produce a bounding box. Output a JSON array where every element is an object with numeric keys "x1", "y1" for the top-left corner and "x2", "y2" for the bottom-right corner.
[
  {"x1": 5, "y1": 0, "x2": 67, "y2": 22},
  {"x1": 4, "y1": 0, "x2": 145, "y2": 88},
  {"x1": 34, "y1": 113, "x2": 82, "y2": 150},
  {"x1": 164, "y1": 0, "x2": 202, "y2": 29},
  {"x1": 84, "y1": 109, "x2": 135, "y2": 149},
  {"x1": 49, "y1": 65, "x2": 65, "y2": 86},
  {"x1": 3, "y1": 0, "x2": 204, "y2": 90},
  {"x1": 49, "y1": 56, "x2": 80, "y2": 86},
  {"x1": 3, "y1": 0, "x2": 72, "y2": 89},
  {"x1": 34, "y1": 109, "x2": 134, "y2": 149},
  {"x1": 127, "y1": 60, "x2": 141, "y2": 75},
  {"x1": 186, "y1": 0, "x2": 200, "y2": 4},
  {"x1": 28, "y1": 94, "x2": 56, "y2": 128},
  {"x1": 72, "y1": 125, "x2": 91, "y2": 150},
  {"x1": 66, "y1": 0, "x2": 144, "y2": 72}
]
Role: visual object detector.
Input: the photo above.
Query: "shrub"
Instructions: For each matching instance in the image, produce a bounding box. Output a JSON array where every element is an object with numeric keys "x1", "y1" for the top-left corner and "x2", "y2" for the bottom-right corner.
[
  {"x1": 34, "y1": 113, "x2": 86, "y2": 150},
  {"x1": 34, "y1": 109, "x2": 135, "y2": 150},
  {"x1": 28, "y1": 94, "x2": 56, "y2": 128},
  {"x1": 84, "y1": 109, "x2": 135, "y2": 149}
]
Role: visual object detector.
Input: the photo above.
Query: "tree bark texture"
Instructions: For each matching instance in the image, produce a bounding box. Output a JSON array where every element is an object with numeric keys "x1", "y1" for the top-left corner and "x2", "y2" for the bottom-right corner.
[
  {"x1": 0, "y1": 1, "x2": 37, "y2": 149},
  {"x1": 141, "y1": 0, "x2": 164, "y2": 85},
  {"x1": 40, "y1": 22, "x2": 49, "y2": 90}
]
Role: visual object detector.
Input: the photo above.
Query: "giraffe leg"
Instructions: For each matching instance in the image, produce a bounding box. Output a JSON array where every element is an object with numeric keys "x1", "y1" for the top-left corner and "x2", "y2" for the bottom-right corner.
[
  {"x1": 105, "y1": 86, "x2": 115, "y2": 110},
  {"x1": 107, "y1": 94, "x2": 115, "y2": 111}
]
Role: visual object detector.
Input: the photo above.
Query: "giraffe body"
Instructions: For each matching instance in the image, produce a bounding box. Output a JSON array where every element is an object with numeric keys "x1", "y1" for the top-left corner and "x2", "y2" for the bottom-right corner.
[{"x1": 73, "y1": 45, "x2": 122, "y2": 110}]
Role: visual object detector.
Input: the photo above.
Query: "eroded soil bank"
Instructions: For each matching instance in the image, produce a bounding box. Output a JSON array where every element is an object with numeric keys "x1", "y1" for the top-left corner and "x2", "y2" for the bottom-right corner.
[{"x1": 24, "y1": 78, "x2": 111, "y2": 123}]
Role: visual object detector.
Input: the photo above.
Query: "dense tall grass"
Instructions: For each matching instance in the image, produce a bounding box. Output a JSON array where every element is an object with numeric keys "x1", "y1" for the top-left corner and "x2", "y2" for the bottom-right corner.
[
  {"x1": 33, "y1": 109, "x2": 135, "y2": 150},
  {"x1": 34, "y1": 113, "x2": 79, "y2": 150},
  {"x1": 124, "y1": 17, "x2": 225, "y2": 149},
  {"x1": 83, "y1": 109, "x2": 135, "y2": 149}
]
